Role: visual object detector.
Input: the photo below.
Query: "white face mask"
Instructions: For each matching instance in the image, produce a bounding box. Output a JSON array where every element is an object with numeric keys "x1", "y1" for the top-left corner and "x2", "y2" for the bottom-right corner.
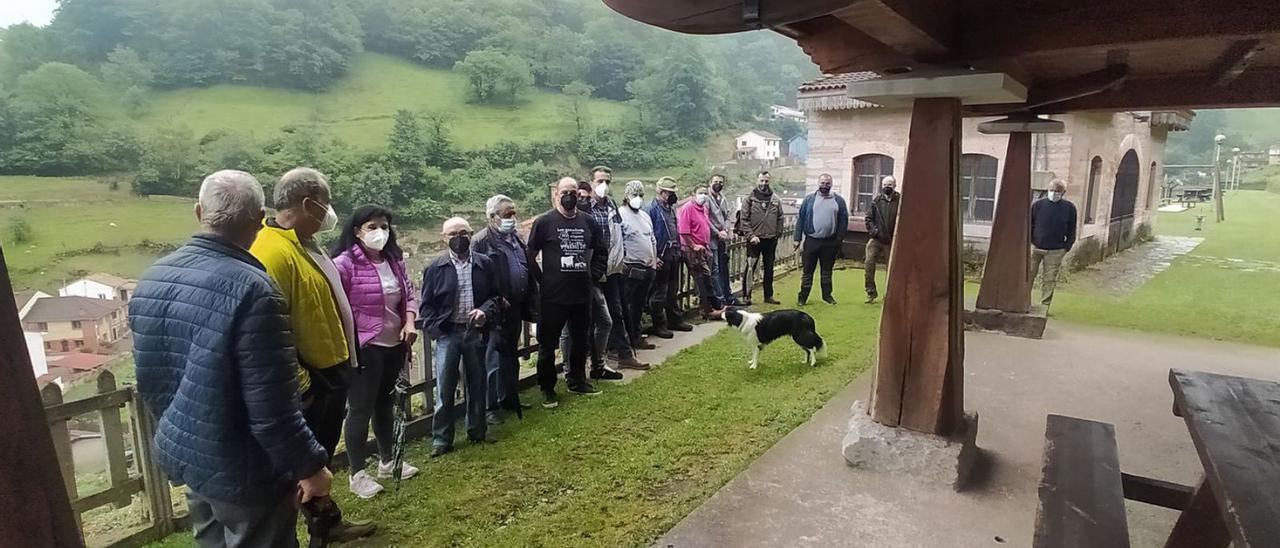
[
  {"x1": 498, "y1": 218, "x2": 517, "y2": 233},
  {"x1": 1048, "y1": 191, "x2": 1062, "y2": 202},
  {"x1": 628, "y1": 196, "x2": 644, "y2": 210},
  {"x1": 315, "y1": 203, "x2": 338, "y2": 233},
  {"x1": 695, "y1": 193, "x2": 708, "y2": 206},
  {"x1": 360, "y1": 228, "x2": 389, "y2": 251},
  {"x1": 594, "y1": 182, "x2": 609, "y2": 198}
]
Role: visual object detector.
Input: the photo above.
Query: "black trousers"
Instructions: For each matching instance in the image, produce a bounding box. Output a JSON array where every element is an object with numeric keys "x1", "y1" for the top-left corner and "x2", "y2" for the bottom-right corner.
[
  {"x1": 537, "y1": 300, "x2": 591, "y2": 392},
  {"x1": 743, "y1": 237, "x2": 778, "y2": 300},
  {"x1": 344, "y1": 344, "x2": 406, "y2": 471},
  {"x1": 622, "y1": 265, "x2": 655, "y2": 344},
  {"x1": 300, "y1": 362, "x2": 351, "y2": 462},
  {"x1": 799, "y1": 237, "x2": 840, "y2": 302},
  {"x1": 486, "y1": 311, "x2": 523, "y2": 412},
  {"x1": 648, "y1": 254, "x2": 683, "y2": 329}
]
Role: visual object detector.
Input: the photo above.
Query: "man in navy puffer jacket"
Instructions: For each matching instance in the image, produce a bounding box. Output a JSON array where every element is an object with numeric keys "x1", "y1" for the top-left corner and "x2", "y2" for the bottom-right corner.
[{"x1": 130, "y1": 170, "x2": 332, "y2": 547}]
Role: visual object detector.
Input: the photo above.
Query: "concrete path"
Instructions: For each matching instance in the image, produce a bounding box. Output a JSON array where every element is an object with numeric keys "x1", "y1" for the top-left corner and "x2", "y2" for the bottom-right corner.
[
  {"x1": 1069, "y1": 236, "x2": 1203, "y2": 295},
  {"x1": 516, "y1": 321, "x2": 726, "y2": 385},
  {"x1": 655, "y1": 322, "x2": 1280, "y2": 548}
]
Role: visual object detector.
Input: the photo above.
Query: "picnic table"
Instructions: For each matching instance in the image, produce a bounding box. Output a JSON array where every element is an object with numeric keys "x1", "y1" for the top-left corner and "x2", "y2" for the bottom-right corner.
[{"x1": 1032, "y1": 368, "x2": 1280, "y2": 548}]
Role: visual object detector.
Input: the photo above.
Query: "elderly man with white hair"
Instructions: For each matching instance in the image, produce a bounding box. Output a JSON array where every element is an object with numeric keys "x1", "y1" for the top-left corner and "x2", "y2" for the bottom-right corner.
[
  {"x1": 131, "y1": 170, "x2": 333, "y2": 547},
  {"x1": 472, "y1": 194, "x2": 535, "y2": 425},
  {"x1": 419, "y1": 216, "x2": 504, "y2": 456},
  {"x1": 864, "y1": 175, "x2": 900, "y2": 304}
]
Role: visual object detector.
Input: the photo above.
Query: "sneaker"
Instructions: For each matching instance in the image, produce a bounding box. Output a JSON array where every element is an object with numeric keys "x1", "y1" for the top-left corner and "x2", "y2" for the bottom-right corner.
[
  {"x1": 797, "y1": 297, "x2": 808, "y2": 306},
  {"x1": 348, "y1": 470, "x2": 384, "y2": 499},
  {"x1": 632, "y1": 338, "x2": 657, "y2": 350},
  {"x1": 542, "y1": 390, "x2": 559, "y2": 409},
  {"x1": 671, "y1": 322, "x2": 694, "y2": 332},
  {"x1": 764, "y1": 297, "x2": 782, "y2": 305},
  {"x1": 823, "y1": 297, "x2": 838, "y2": 305},
  {"x1": 327, "y1": 518, "x2": 376, "y2": 542},
  {"x1": 430, "y1": 445, "x2": 453, "y2": 459},
  {"x1": 866, "y1": 294, "x2": 877, "y2": 304},
  {"x1": 568, "y1": 382, "x2": 601, "y2": 396},
  {"x1": 486, "y1": 410, "x2": 505, "y2": 425},
  {"x1": 377, "y1": 460, "x2": 418, "y2": 480},
  {"x1": 616, "y1": 355, "x2": 651, "y2": 370},
  {"x1": 645, "y1": 327, "x2": 675, "y2": 339},
  {"x1": 590, "y1": 367, "x2": 624, "y2": 380}
]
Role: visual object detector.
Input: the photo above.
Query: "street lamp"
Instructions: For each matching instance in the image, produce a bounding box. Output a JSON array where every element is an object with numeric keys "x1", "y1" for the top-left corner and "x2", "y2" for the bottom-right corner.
[
  {"x1": 1231, "y1": 147, "x2": 1242, "y2": 190},
  {"x1": 1213, "y1": 134, "x2": 1227, "y2": 222}
]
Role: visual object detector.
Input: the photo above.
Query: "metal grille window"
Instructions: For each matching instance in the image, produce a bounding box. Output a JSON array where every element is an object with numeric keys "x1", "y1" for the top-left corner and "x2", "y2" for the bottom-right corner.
[
  {"x1": 960, "y1": 154, "x2": 999, "y2": 223},
  {"x1": 852, "y1": 154, "x2": 894, "y2": 214}
]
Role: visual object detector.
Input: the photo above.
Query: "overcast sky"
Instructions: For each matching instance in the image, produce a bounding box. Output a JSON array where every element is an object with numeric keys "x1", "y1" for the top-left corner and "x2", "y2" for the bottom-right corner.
[{"x1": 1, "y1": 0, "x2": 57, "y2": 28}]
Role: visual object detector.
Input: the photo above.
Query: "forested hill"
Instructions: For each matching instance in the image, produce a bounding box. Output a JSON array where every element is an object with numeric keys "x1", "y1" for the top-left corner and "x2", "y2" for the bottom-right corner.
[{"x1": 0, "y1": 0, "x2": 818, "y2": 177}]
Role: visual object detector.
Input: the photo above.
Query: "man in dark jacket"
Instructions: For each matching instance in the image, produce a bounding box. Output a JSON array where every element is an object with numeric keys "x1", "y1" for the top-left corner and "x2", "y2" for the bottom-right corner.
[
  {"x1": 131, "y1": 170, "x2": 331, "y2": 547},
  {"x1": 740, "y1": 170, "x2": 785, "y2": 305},
  {"x1": 794, "y1": 173, "x2": 849, "y2": 305},
  {"x1": 1030, "y1": 179, "x2": 1078, "y2": 306},
  {"x1": 421, "y1": 217, "x2": 504, "y2": 457},
  {"x1": 474, "y1": 194, "x2": 535, "y2": 425},
  {"x1": 646, "y1": 177, "x2": 692, "y2": 337},
  {"x1": 864, "y1": 175, "x2": 899, "y2": 304}
]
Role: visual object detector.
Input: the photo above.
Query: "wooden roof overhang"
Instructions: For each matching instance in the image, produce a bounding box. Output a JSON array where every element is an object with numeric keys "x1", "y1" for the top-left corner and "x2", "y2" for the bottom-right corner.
[{"x1": 602, "y1": 0, "x2": 1280, "y2": 115}]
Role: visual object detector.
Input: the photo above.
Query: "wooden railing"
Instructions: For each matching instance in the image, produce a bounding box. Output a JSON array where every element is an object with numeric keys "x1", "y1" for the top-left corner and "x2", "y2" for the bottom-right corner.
[{"x1": 41, "y1": 370, "x2": 183, "y2": 547}]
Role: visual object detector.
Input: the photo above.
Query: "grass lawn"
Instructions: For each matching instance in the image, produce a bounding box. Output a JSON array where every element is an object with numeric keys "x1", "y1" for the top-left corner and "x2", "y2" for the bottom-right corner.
[
  {"x1": 1052, "y1": 190, "x2": 1280, "y2": 347},
  {"x1": 146, "y1": 266, "x2": 882, "y2": 547},
  {"x1": 138, "y1": 53, "x2": 632, "y2": 150}
]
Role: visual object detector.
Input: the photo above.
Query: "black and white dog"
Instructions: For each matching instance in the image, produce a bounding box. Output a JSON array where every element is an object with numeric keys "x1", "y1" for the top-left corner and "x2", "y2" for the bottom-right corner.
[{"x1": 724, "y1": 308, "x2": 826, "y2": 369}]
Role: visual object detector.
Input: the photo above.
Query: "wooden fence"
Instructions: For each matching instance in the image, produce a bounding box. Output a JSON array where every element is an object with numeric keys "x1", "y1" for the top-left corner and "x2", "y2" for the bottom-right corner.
[{"x1": 41, "y1": 370, "x2": 184, "y2": 547}]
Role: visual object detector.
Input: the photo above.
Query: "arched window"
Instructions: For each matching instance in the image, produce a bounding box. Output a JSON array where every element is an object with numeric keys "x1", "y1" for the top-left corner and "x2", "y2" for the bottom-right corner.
[
  {"x1": 960, "y1": 154, "x2": 998, "y2": 223},
  {"x1": 852, "y1": 154, "x2": 894, "y2": 214},
  {"x1": 1084, "y1": 156, "x2": 1103, "y2": 224}
]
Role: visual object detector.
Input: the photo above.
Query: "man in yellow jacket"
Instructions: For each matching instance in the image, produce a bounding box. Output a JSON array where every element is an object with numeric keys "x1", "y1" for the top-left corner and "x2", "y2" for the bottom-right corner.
[{"x1": 250, "y1": 167, "x2": 374, "y2": 543}]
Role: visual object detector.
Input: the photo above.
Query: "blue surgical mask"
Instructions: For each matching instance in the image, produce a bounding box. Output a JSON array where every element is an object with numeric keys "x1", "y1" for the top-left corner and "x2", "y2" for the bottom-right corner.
[{"x1": 499, "y1": 218, "x2": 517, "y2": 233}]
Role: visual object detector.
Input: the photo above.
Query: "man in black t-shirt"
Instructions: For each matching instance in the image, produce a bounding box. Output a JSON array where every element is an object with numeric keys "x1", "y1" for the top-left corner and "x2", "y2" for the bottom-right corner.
[{"x1": 528, "y1": 177, "x2": 609, "y2": 408}]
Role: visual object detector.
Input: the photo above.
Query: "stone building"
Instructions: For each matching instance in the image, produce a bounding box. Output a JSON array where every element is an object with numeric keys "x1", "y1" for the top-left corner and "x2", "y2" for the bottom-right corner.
[{"x1": 797, "y1": 72, "x2": 1192, "y2": 263}]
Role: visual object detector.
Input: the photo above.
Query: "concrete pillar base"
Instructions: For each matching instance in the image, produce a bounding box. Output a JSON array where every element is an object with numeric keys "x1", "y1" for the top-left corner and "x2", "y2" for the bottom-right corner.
[
  {"x1": 841, "y1": 401, "x2": 980, "y2": 492},
  {"x1": 964, "y1": 300, "x2": 1049, "y2": 339}
]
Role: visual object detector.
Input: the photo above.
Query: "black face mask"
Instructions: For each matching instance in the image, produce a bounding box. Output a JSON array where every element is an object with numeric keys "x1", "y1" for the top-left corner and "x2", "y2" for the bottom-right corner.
[
  {"x1": 664, "y1": 192, "x2": 678, "y2": 206},
  {"x1": 883, "y1": 187, "x2": 895, "y2": 196},
  {"x1": 819, "y1": 186, "x2": 831, "y2": 195},
  {"x1": 448, "y1": 235, "x2": 470, "y2": 255},
  {"x1": 712, "y1": 183, "x2": 724, "y2": 193},
  {"x1": 560, "y1": 192, "x2": 578, "y2": 211}
]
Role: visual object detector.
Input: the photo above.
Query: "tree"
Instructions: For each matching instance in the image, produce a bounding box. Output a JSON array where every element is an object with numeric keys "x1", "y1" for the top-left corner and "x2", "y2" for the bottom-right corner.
[
  {"x1": 584, "y1": 40, "x2": 640, "y2": 101},
  {"x1": 630, "y1": 46, "x2": 720, "y2": 140},
  {"x1": 455, "y1": 49, "x2": 533, "y2": 105},
  {"x1": 99, "y1": 46, "x2": 154, "y2": 91},
  {"x1": 2, "y1": 63, "x2": 124, "y2": 175},
  {"x1": 133, "y1": 125, "x2": 201, "y2": 197},
  {"x1": 562, "y1": 80, "x2": 594, "y2": 138}
]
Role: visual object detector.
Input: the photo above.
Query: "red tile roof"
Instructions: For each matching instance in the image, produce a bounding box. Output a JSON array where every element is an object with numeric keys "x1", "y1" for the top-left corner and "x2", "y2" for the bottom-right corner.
[
  {"x1": 46, "y1": 353, "x2": 114, "y2": 371},
  {"x1": 797, "y1": 71, "x2": 881, "y2": 92}
]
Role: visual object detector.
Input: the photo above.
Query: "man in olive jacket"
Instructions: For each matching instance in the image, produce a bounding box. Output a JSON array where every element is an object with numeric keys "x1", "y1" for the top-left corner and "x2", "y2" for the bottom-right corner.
[
  {"x1": 739, "y1": 170, "x2": 785, "y2": 305},
  {"x1": 864, "y1": 176, "x2": 899, "y2": 304}
]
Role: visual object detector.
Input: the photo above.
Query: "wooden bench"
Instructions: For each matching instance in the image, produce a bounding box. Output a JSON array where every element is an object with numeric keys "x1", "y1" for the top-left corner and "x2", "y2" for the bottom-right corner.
[{"x1": 1032, "y1": 414, "x2": 1131, "y2": 548}]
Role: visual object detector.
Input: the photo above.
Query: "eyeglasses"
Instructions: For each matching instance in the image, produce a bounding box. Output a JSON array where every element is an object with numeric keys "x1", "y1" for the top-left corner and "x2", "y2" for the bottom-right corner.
[{"x1": 444, "y1": 229, "x2": 472, "y2": 237}]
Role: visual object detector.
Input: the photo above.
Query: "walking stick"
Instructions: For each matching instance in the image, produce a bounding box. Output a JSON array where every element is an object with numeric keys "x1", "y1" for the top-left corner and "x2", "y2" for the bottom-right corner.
[{"x1": 389, "y1": 349, "x2": 413, "y2": 491}]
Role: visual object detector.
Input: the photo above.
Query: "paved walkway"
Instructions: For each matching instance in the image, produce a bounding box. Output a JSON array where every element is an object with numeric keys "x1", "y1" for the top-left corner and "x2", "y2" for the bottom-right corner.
[
  {"x1": 1069, "y1": 236, "x2": 1203, "y2": 295},
  {"x1": 655, "y1": 322, "x2": 1280, "y2": 548}
]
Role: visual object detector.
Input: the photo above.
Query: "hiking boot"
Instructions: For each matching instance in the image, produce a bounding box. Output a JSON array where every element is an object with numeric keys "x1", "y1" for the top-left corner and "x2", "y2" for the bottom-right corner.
[
  {"x1": 468, "y1": 432, "x2": 497, "y2": 444},
  {"x1": 590, "y1": 366, "x2": 624, "y2": 380},
  {"x1": 764, "y1": 297, "x2": 782, "y2": 305},
  {"x1": 568, "y1": 382, "x2": 601, "y2": 396},
  {"x1": 616, "y1": 355, "x2": 651, "y2": 370},
  {"x1": 348, "y1": 470, "x2": 384, "y2": 499},
  {"x1": 865, "y1": 294, "x2": 877, "y2": 304},
  {"x1": 377, "y1": 460, "x2": 418, "y2": 480},
  {"x1": 645, "y1": 327, "x2": 675, "y2": 339},
  {"x1": 486, "y1": 410, "x2": 505, "y2": 426},
  {"x1": 327, "y1": 518, "x2": 377, "y2": 542},
  {"x1": 430, "y1": 445, "x2": 453, "y2": 459},
  {"x1": 632, "y1": 338, "x2": 657, "y2": 350},
  {"x1": 541, "y1": 390, "x2": 559, "y2": 409},
  {"x1": 671, "y1": 322, "x2": 694, "y2": 332},
  {"x1": 823, "y1": 297, "x2": 838, "y2": 305}
]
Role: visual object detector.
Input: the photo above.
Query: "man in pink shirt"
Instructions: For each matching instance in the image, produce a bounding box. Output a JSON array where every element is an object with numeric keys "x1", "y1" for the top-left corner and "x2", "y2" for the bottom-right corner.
[{"x1": 678, "y1": 184, "x2": 724, "y2": 319}]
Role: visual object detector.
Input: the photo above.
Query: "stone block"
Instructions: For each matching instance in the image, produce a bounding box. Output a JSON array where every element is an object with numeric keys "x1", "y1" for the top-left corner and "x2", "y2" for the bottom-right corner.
[
  {"x1": 841, "y1": 401, "x2": 980, "y2": 491},
  {"x1": 964, "y1": 301, "x2": 1048, "y2": 339}
]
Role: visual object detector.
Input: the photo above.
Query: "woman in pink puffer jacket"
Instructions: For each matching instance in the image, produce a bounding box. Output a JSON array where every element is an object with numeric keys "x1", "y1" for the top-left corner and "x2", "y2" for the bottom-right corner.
[{"x1": 329, "y1": 205, "x2": 420, "y2": 499}]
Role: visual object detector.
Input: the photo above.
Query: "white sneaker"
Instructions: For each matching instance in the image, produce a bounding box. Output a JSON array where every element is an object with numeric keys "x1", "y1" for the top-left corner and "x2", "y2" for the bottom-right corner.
[
  {"x1": 377, "y1": 460, "x2": 419, "y2": 480},
  {"x1": 348, "y1": 470, "x2": 384, "y2": 499}
]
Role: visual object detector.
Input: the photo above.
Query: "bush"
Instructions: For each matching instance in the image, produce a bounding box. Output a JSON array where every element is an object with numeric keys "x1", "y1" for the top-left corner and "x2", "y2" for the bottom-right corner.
[
  {"x1": 8, "y1": 215, "x2": 33, "y2": 244},
  {"x1": 454, "y1": 49, "x2": 534, "y2": 105},
  {"x1": 1135, "y1": 223, "x2": 1154, "y2": 243},
  {"x1": 1067, "y1": 237, "x2": 1104, "y2": 272}
]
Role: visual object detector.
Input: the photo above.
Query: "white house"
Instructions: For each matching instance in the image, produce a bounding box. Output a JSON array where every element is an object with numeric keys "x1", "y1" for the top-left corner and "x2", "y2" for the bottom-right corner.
[
  {"x1": 769, "y1": 104, "x2": 806, "y2": 122},
  {"x1": 15, "y1": 290, "x2": 52, "y2": 319},
  {"x1": 59, "y1": 273, "x2": 135, "y2": 302},
  {"x1": 735, "y1": 130, "x2": 782, "y2": 164}
]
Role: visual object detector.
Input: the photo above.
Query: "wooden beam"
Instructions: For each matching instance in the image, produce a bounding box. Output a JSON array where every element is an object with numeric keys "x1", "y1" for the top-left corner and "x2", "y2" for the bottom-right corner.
[
  {"x1": 975, "y1": 132, "x2": 1033, "y2": 313},
  {"x1": 1212, "y1": 39, "x2": 1266, "y2": 87},
  {"x1": 793, "y1": 16, "x2": 914, "y2": 74},
  {"x1": 960, "y1": 0, "x2": 1280, "y2": 61},
  {"x1": 968, "y1": 69, "x2": 1280, "y2": 113},
  {"x1": 870, "y1": 97, "x2": 966, "y2": 435},
  {"x1": 1121, "y1": 473, "x2": 1194, "y2": 511},
  {"x1": 0, "y1": 245, "x2": 84, "y2": 548},
  {"x1": 832, "y1": 0, "x2": 957, "y2": 60},
  {"x1": 1164, "y1": 478, "x2": 1231, "y2": 548},
  {"x1": 965, "y1": 65, "x2": 1128, "y2": 116},
  {"x1": 601, "y1": 0, "x2": 853, "y2": 35}
]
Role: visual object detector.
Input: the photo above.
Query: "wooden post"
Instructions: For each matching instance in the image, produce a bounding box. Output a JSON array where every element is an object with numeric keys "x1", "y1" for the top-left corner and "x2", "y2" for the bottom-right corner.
[
  {"x1": 96, "y1": 370, "x2": 132, "y2": 509},
  {"x1": 0, "y1": 244, "x2": 84, "y2": 546},
  {"x1": 869, "y1": 97, "x2": 966, "y2": 436},
  {"x1": 130, "y1": 392, "x2": 176, "y2": 537},
  {"x1": 42, "y1": 384, "x2": 80, "y2": 517},
  {"x1": 975, "y1": 132, "x2": 1033, "y2": 313}
]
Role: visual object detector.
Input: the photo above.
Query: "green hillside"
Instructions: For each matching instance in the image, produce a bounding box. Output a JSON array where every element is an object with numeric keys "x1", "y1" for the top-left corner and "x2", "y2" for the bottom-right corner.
[
  {"x1": 1222, "y1": 108, "x2": 1280, "y2": 149},
  {"x1": 136, "y1": 53, "x2": 632, "y2": 149}
]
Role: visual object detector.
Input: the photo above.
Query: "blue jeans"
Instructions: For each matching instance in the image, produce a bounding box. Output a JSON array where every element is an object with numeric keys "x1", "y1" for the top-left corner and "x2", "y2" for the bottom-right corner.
[
  {"x1": 715, "y1": 238, "x2": 736, "y2": 304},
  {"x1": 604, "y1": 274, "x2": 632, "y2": 358},
  {"x1": 432, "y1": 328, "x2": 487, "y2": 448},
  {"x1": 485, "y1": 312, "x2": 522, "y2": 412}
]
